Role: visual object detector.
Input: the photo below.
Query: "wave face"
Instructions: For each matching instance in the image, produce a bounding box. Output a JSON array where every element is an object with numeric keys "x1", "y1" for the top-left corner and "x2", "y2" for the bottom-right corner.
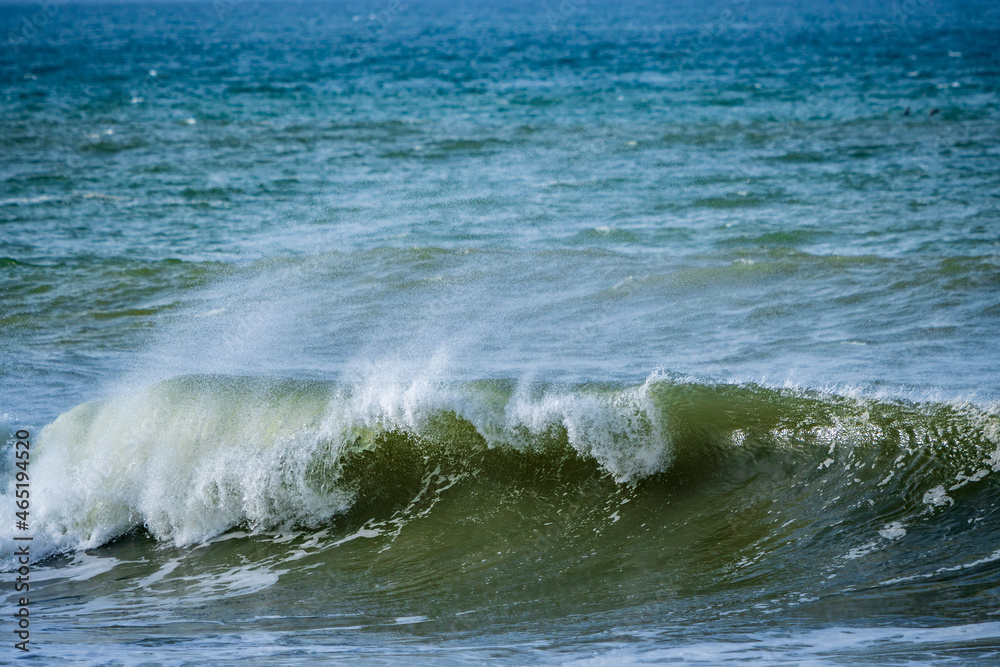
[{"x1": 6, "y1": 375, "x2": 1000, "y2": 630}]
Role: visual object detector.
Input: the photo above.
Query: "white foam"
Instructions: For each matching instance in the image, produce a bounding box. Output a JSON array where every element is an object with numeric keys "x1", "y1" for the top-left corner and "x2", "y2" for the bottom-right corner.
[
  {"x1": 922, "y1": 485, "x2": 954, "y2": 508},
  {"x1": 393, "y1": 615, "x2": 429, "y2": 625},
  {"x1": 136, "y1": 558, "x2": 182, "y2": 589},
  {"x1": 878, "y1": 522, "x2": 907, "y2": 540}
]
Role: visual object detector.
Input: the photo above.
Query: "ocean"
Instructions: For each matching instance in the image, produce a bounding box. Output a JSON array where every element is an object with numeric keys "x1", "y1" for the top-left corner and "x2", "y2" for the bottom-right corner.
[{"x1": 2, "y1": 0, "x2": 1000, "y2": 663}]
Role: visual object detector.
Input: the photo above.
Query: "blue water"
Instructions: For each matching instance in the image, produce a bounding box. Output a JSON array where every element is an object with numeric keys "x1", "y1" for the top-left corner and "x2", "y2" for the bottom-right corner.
[{"x1": 2, "y1": 0, "x2": 1000, "y2": 663}]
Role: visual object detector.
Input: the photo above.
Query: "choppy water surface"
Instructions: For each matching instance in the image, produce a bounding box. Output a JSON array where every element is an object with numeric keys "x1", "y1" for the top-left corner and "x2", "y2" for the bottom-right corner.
[{"x1": 2, "y1": 0, "x2": 999, "y2": 663}]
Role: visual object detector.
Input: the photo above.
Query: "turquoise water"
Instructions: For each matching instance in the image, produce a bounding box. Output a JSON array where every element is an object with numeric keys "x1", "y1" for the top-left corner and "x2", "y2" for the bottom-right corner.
[{"x1": 2, "y1": 0, "x2": 1000, "y2": 663}]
